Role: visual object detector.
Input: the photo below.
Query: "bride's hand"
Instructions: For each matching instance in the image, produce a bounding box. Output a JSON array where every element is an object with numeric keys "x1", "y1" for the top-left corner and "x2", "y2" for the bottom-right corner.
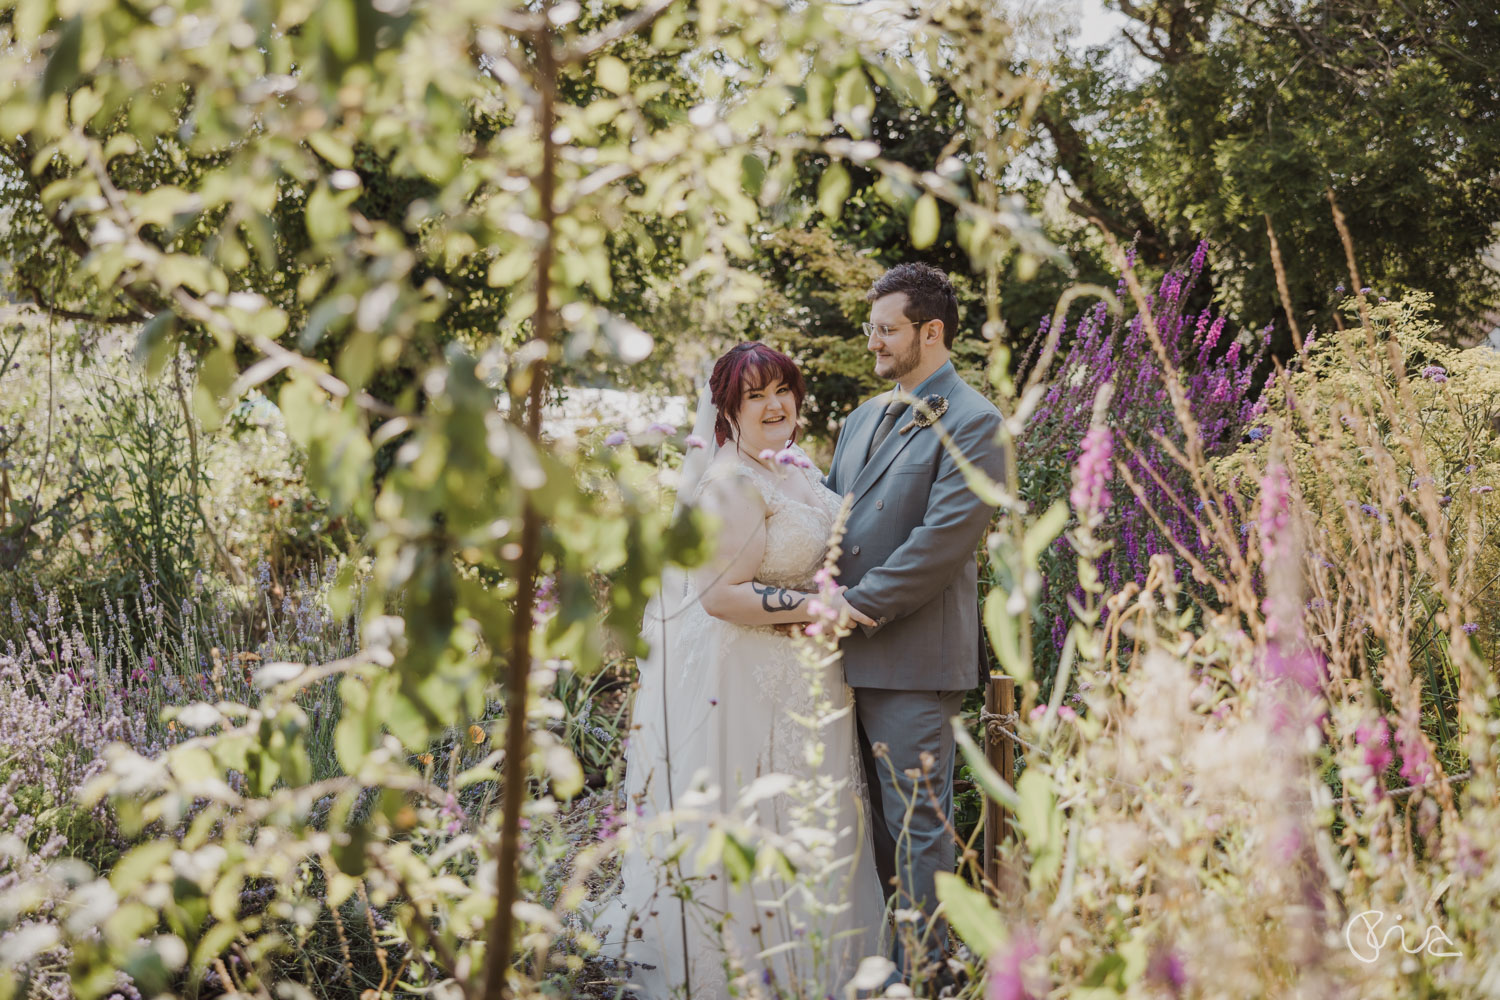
[{"x1": 829, "y1": 586, "x2": 877, "y2": 628}]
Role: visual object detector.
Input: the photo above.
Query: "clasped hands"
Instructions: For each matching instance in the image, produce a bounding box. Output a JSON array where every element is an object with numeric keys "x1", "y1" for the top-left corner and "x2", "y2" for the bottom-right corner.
[{"x1": 772, "y1": 585, "x2": 876, "y2": 637}]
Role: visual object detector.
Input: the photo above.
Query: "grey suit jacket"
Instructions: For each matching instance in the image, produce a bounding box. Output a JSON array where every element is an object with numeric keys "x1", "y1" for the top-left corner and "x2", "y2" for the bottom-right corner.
[{"x1": 825, "y1": 362, "x2": 1005, "y2": 691}]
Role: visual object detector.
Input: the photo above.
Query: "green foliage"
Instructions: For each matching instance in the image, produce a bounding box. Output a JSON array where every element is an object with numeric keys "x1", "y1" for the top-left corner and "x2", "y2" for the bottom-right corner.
[
  {"x1": 0, "y1": 0, "x2": 1050, "y2": 992},
  {"x1": 1222, "y1": 292, "x2": 1500, "y2": 707},
  {"x1": 1040, "y1": 0, "x2": 1500, "y2": 341}
]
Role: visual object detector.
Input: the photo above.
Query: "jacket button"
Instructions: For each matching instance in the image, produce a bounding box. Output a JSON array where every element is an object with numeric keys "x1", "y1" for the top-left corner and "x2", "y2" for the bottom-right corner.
[
  {"x1": 851, "y1": 545, "x2": 861, "y2": 556},
  {"x1": 875, "y1": 499, "x2": 884, "y2": 509}
]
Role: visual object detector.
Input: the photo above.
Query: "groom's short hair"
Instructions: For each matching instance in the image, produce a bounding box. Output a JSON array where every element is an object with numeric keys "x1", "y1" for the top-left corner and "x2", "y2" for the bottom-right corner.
[{"x1": 867, "y1": 263, "x2": 961, "y2": 349}]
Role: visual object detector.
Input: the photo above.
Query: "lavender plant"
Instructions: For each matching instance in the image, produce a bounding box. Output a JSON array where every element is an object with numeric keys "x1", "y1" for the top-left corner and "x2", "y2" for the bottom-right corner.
[{"x1": 1014, "y1": 242, "x2": 1267, "y2": 686}]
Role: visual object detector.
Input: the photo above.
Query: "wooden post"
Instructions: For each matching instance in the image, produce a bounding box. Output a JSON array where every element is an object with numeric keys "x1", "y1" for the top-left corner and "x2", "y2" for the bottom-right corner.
[{"x1": 982, "y1": 674, "x2": 1016, "y2": 891}]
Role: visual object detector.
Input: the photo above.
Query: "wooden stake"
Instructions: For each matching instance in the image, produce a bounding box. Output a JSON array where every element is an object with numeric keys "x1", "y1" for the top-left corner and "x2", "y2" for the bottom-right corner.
[{"x1": 982, "y1": 674, "x2": 1016, "y2": 891}]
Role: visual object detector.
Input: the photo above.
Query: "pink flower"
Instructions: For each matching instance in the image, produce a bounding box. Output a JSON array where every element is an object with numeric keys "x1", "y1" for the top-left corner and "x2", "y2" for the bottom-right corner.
[
  {"x1": 758, "y1": 449, "x2": 776, "y2": 462},
  {"x1": 1355, "y1": 717, "x2": 1394, "y2": 781},
  {"x1": 1146, "y1": 945, "x2": 1188, "y2": 997},
  {"x1": 1397, "y1": 725, "x2": 1435, "y2": 785},
  {"x1": 1257, "y1": 464, "x2": 1292, "y2": 566},
  {"x1": 1028, "y1": 705, "x2": 1048, "y2": 722},
  {"x1": 774, "y1": 448, "x2": 799, "y2": 465},
  {"x1": 647, "y1": 421, "x2": 676, "y2": 435},
  {"x1": 987, "y1": 929, "x2": 1043, "y2": 1000},
  {"x1": 685, "y1": 434, "x2": 706, "y2": 449},
  {"x1": 604, "y1": 431, "x2": 627, "y2": 446},
  {"x1": 1056, "y1": 705, "x2": 1077, "y2": 722},
  {"x1": 1069, "y1": 426, "x2": 1113, "y2": 517}
]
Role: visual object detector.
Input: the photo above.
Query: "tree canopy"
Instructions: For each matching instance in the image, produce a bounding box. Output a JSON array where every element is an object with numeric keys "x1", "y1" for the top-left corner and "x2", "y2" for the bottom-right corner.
[{"x1": 1038, "y1": 0, "x2": 1500, "y2": 344}]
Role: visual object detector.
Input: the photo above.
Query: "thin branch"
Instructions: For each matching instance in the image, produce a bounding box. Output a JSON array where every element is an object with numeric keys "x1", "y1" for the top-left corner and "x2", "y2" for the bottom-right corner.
[
  {"x1": 562, "y1": 0, "x2": 679, "y2": 65},
  {"x1": 18, "y1": 280, "x2": 147, "y2": 326}
]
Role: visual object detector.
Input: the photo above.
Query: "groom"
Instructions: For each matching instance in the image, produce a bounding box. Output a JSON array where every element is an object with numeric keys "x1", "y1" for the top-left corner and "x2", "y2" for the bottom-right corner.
[{"x1": 825, "y1": 263, "x2": 1004, "y2": 982}]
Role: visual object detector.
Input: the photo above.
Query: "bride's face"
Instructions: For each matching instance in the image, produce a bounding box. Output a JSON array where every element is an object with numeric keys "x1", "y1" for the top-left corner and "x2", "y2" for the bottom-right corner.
[{"x1": 734, "y1": 377, "x2": 797, "y2": 455}]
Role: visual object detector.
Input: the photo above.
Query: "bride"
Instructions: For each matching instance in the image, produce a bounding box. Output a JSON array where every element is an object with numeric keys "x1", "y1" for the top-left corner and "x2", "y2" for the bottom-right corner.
[{"x1": 602, "y1": 342, "x2": 888, "y2": 998}]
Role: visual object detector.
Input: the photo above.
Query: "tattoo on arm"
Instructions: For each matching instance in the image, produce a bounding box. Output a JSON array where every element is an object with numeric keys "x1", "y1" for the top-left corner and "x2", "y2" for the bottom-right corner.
[{"x1": 752, "y1": 581, "x2": 805, "y2": 615}]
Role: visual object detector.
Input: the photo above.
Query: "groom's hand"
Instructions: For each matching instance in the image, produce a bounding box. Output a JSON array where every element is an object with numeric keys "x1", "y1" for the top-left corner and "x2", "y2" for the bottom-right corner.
[{"x1": 830, "y1": 586, "x2": 877, "y2": 628}]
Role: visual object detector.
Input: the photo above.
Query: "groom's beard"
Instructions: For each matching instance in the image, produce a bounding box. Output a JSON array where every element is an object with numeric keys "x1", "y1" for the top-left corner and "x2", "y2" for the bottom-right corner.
[{"x1": 879, "y1": 336, "x2": 922, "y2": 382}]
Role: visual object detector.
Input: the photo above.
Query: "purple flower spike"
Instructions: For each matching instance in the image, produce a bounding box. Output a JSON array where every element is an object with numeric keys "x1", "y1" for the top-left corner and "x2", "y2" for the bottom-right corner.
[
  {"x1": 1190, "y1": 240, "x2": 1208, "y2": 273},
  {"x1": 685, "y1": 434, "x2": 706, "y2": 450},
  {"x1": 1462, "y1": 622, "x2": 1479, "y2": 635},
  {"x1": 604, "y1": 431, "x2": 628, "y2": 447},
  {"x1": 1421, "y1": 365, "x2": 1448, "y2": 383},
  {"x1": 774, "y1": 448, "x2": 799, "y2": 465}
]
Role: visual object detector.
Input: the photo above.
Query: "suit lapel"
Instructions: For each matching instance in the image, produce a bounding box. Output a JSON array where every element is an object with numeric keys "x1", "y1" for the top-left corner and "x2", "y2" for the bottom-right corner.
[
  {"x1": 847, "y1": 367, "x2": 963, "y2": 506},
  {"x1": 840, "y1": 392, "x2": 890, "y2": 491}
]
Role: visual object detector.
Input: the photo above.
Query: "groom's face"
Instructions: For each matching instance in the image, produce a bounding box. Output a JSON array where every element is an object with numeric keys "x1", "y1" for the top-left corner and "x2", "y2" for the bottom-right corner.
[{"x1": 867, "y1": 293, "x2": 924, "y2": 382}]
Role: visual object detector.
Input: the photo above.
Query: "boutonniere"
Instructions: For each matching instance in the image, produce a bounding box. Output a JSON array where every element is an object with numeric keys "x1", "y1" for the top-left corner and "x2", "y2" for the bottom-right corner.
[{"x1": 899, "y1": 394, "x2": 949, "y2": 434}]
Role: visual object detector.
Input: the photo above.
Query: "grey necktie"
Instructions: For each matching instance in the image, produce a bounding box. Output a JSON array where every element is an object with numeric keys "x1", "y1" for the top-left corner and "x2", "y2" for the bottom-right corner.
[{"x1": 865, "y1": 399, "x2": 907, "y2": 464}]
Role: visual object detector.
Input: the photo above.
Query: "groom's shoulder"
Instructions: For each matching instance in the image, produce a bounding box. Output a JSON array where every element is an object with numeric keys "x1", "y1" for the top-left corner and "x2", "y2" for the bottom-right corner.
[{"x1": 946, "y1": 373, "x2": 1001, "y2": 422}]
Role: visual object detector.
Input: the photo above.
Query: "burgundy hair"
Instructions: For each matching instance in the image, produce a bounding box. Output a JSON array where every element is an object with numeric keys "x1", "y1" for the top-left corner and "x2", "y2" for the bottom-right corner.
[{"x1": 708, "y1": 342, "x2": 806, "y2": 447}]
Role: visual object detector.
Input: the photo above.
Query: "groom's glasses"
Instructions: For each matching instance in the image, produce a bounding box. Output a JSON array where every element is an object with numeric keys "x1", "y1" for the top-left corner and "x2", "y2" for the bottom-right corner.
[{"x1": 862, "y1": 320, "x2": 919, "y2": 339}]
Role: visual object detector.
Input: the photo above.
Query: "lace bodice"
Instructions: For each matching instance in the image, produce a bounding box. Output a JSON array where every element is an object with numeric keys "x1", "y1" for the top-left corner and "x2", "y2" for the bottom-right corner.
[{"x1": 694, "y1": 450, "x2": 843, "y2": 592}]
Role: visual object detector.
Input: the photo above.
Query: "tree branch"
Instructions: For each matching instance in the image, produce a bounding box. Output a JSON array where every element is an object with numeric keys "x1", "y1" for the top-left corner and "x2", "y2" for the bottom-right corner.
[
  {"x1": 19, "y1": 279, "x2": 147, "y2": 326},
  {"x1": 562, "y1": 0, "x2": 679, "y2": 65}
]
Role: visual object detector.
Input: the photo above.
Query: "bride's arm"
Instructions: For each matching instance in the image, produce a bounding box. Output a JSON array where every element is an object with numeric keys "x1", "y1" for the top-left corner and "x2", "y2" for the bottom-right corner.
[
  {"x1": 695, "y1": 470, "x2": 873, "y2": 628},
  {"x1": 694, "y1": 475, "x2": 816, "y2": 626}
]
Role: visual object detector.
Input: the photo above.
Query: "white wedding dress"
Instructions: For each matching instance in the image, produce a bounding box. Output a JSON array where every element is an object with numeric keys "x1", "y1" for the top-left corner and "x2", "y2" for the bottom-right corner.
[{"x1": 599, "y1": 443, "x2": 887, "y2": 999}]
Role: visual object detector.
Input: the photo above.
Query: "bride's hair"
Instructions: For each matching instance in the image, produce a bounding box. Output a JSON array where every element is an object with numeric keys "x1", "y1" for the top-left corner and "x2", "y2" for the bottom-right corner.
[{"x1": 708, "y1": 342, "x2": 806, "y2": 447}]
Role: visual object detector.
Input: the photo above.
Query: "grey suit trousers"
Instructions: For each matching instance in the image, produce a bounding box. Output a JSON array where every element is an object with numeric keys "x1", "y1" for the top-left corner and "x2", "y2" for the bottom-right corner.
[{"x1": 855, "y1": 686, "x2": 967, "y2": 978}]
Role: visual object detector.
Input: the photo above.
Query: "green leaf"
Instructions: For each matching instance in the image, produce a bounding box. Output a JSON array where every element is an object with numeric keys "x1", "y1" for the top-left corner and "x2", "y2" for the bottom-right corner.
[
  {"x1": 304, "y1": 182, "x2": 357, "y2": 244},
  {"x1": 321, "y1": 0, "x2": 359, "y2": 62},
  {"x1": 1024, "y1": 500, "x2": 1069, "y2": 567},
  {"x1": 307, "y1": 130, "x2": 354, "y2": 168},
  {"x1": 42, "y1": 17, "x2": 83, "y2": 97},
  {"x1": 1081, "y1": 952, "x2": 1126, "y2": 989},
  {"x1": 722, "y1": 830, "x2": 756, "y2": 887},
  {"x1": 333, "y1": 674, "x2": 372, "y2": 774},
  {"x1": 1016, "y1": 769, "x2": 1057, "y2": 852},
  {"x1": 817, "y1": 162, "x2": 850, "y2": 220},
  {"x1": 596, "y1": 55, "x2": 630, "y2": 95},
  {"x1": 168, "y1": 746, "x2": 219, "y2": 785},
  {"x1": 133, "y1": 311, "x2": 177, "y2": 379},
  {"x1": 934, "y1": 872, "x2": 1005, "y2": 958},
  {"x1": 833, "y1": 67, "x2": 873, "y2": 137},
  {"x1": 487, "y1": 249, "x2": 534, "y2": 288},
  {"x1": 544, "y1": 742, "x2": 584, "y2": 800},
  {"x1": 910, "y1": 193, "x2": 940, "y2": 249},
  {"x1": 190, "y1": 921, "x2": 239, "y2": 974},
  {"x1": 984, "y1": 589, "x2": 1030, "y2": 682},
  {"x1": 109, "y1": 841, "x2": 174, "y2": 894},
  {"x1": 740, "y1": 153, "x2": 766, "y2": 198}
]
